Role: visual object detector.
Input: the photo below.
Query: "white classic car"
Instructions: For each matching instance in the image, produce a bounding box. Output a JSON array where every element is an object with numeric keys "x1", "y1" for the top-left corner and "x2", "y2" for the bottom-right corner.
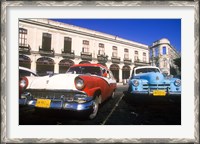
[{"x1": 19, "y1": 63, "x2": 117, "y2": 119}]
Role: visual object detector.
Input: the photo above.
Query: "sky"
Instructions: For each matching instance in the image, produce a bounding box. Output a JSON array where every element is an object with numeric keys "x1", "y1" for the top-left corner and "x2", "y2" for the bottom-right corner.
[{"x1": 51, "y1": 19, "x2": 181, "y2": 53}]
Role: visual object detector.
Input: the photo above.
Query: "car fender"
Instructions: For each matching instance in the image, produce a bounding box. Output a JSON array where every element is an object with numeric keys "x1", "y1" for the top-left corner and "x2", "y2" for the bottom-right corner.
[
  {"x1": 80, "y1": 75, "x2": 113, "y2": 101},
  {"x1": 169, "y1": 78, "x2": 181, "y2": 91},
  {"x1": 129, "y1": 78, "x2": 148, "y2": 92},
  {"x1": 84, "y1": 87, "x2": 101, "y2": 97}
]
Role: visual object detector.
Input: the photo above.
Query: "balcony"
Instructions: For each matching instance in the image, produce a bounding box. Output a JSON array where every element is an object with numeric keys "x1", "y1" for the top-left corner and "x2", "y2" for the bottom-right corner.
[
  {"x1": 61, "y1": 50, "x2": 75, "y2": 59},
  {"x1": 97, "y1": 50, "x2": 108, "y2": 63},
  {"x1": 81, "y1": 52, "x2": 92, "y2": 61},
  {"x1": 111, "y1": 56, "x2": 120, "y2": 64},
  {"x1": 19, "y1": 44, "x2": 31, "y2": 55},
  {"x1": 123, "y1": 58, "x2": 132, "y2": 65},
  {"x1": 39, "y1": 46, "x2": 54, "y2": 57},
  {"x1": 134, "y1": 59, "x2": 150, "y2": 66}
]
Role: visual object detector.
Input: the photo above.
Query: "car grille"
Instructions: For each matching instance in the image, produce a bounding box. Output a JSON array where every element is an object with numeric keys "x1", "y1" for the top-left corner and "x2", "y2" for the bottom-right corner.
[
  {"x1": 25, "y1": 89, "x2": 82, "y2": 102},
  {"x1": 143, "y1": 84, "x2": 170, "y2": 91}
]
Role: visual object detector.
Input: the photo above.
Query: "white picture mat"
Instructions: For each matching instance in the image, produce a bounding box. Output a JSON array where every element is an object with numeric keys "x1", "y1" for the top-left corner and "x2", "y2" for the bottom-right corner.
[{"x1": 6, "y1": 6, "x2": 195, "y2": 139}]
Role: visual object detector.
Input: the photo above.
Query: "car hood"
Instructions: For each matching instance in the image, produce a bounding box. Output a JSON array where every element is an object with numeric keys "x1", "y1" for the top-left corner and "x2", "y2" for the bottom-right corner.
[
  {"x1": 27, "y1": 74, "x2": 79, "y2": 90},
  {"x1": 134, "y1": 72, "x2": 168, "y2": 84}
]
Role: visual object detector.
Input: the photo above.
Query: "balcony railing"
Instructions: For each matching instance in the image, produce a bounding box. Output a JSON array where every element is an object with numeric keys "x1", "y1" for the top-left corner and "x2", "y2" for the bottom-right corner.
[
  {"x1": 123, "y1": 58, "x2": 132, "y2": 65},
  {"x1": 39, "y1": 46, "x2": 54, "y2": 56},
  {"x1": 19, "y1": 44, "x2": 31, "y2": 54},
  {"x1": 61, "y1": 50, "x2": 75, "y2": 59},
  {"x1": 97, "y1": 50, "x2": 108, "y2": 63},
  {"x1": 111, "y1": 56, "x2": 120, "y2": 64},
  {"x1": 80, "y1": 52, "x2": 92, "y2": 61},
  {"x1": 134, "y1": 59, "x2": 150, "y2": 66}
]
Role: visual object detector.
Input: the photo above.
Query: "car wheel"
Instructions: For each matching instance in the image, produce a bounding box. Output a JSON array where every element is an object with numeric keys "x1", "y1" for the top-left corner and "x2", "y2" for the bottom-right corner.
[{"x1": 89, "y1": 96, "x2": 99, "y2": 119}]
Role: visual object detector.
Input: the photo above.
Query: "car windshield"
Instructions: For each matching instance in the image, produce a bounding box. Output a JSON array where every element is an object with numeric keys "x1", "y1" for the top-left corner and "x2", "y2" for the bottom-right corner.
[
  {"x1": 67, "y1": 66, "x2": 102, "y2": 76},
  {"x1": 135, "y1": 68, "x2": 160, "y2": 74},
  {"x1": 19, "y1": 69, "x2": 37, "y2": 77}
]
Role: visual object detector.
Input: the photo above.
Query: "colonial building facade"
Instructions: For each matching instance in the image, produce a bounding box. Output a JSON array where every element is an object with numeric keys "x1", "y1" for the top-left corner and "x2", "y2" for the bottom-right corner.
[
  {"x1": 19, "y1": 19, "x2": 150, "y2": 82},
  {"x1": 149, "y1": 38, "x2": 181, "y2": 75}
]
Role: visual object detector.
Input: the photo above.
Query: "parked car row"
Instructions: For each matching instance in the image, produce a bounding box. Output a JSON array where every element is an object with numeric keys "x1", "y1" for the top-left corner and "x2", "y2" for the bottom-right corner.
[
  {"x1": 19, "y1": 64, "x2": 117, "y2": 119},
  {"x1": 19, "y1": 64, "x2": 181, "y2": 119}
]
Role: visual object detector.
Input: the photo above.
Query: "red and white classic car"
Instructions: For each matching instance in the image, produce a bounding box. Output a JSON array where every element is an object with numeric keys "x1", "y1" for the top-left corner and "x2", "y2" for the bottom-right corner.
[{"x1": 19, "y1": 63, "x2": 117, "y2": 119}]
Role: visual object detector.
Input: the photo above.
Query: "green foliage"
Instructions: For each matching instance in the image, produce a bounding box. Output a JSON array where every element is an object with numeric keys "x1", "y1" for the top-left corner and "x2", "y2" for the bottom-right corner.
[
  {"x1": 173, "y1": 57, "x2": 181, "y2": 72},
  {"x1": 170, "y1": 66, "x2": 177, "y2": 75}
]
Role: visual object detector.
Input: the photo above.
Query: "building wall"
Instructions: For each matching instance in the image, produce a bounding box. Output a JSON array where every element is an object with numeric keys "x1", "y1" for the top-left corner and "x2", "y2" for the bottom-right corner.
[
  {"x1": 19, "y1": 19, "x2": 150, "y2": 83},
  {"x1": 149, "y1": 38, "x2": 180, "y2": 75}
]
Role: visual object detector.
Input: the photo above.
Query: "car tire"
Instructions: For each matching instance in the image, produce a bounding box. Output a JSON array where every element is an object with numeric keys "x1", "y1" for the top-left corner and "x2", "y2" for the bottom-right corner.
[{"x1": 89, "y1": 96, "x2": 99, "y2": 119}]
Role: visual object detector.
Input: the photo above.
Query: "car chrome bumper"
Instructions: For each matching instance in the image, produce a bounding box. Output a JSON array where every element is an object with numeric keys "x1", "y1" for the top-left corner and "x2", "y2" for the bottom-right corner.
[
  {"x1": 19, "y1": 98, "x2": 94, "y2": 111},
  {"x1": 126, "y1": 91, "x2": 181, "y2": 96}
]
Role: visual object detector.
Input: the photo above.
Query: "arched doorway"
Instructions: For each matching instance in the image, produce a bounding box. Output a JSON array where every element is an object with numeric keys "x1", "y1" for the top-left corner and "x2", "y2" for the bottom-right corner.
[
  {"x1": 59, "y1": 59, "x2": 74, "y2": 73},
  {"x1": 122, "y1": 65, "x2": 131, "y2": 84},
  {"x1": 36, "y1": 57, "x2": 54, "y2": 76},
  {"x1": 110, "y1": 64, "x2": 119, "y2": 82},
  {"x1": 98, "y1": 63, "x2": 107, "y2": 67},
  {"x1": 19, "y1": 54, "x2": 31, "y2": 69},
  {"x1": 79, "y1": 61, "x2": 91, "y2": 64}
]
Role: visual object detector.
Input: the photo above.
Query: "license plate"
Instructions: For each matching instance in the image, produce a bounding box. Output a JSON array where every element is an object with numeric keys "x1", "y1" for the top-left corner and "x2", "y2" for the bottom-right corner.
[
  {"x1": 153, "y1": 90, "x2": 166, "y2": 96},
  {"x1": 35, "y1": 99, "x2": 51, "y2": 108}
]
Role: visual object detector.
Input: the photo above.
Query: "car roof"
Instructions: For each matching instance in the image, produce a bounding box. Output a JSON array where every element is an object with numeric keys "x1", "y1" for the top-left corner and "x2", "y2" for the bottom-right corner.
[
  {"x1": 19, "y1": 66, "x2": 37, "y2": 75},
  {"x1": 70, "y1": 63, "x2": 108, "y2": 70},
  {"x1": 134, "y1": 66, "x2": 160, "y2": 70}
]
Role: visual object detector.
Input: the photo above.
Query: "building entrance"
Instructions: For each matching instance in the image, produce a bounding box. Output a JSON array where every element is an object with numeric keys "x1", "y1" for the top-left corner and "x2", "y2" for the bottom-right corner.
[
  {"x1": 19, "y1": 54, "x2": 31, "y2": 69},
  {"x1": 122, "y1": 65, "x2": 131, "y2": 79},
  {"x1": 59, "y1": 59, "x2": 74, "y2": 73},
  {"x1": 36, "y1": 57, "x2": 54, "y2": 76},
  {"x1": 110, "y1": 64, "x2": 119, "y2": 82},
  {"x1": 122, "y1": 65, "x2": 131, "y2": 84}
]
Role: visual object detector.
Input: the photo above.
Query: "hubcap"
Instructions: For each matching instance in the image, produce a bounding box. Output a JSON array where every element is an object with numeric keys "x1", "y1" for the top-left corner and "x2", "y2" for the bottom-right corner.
[{"x1": 89, "y1": 96, "x2": 99, "y2": 119}]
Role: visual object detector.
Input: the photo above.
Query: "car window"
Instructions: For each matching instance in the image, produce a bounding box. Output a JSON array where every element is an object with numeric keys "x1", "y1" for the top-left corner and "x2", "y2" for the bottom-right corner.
[
  {"x1": 148, "y1": 68, "x2": 160, "y2": 73},
  {"x1": 135, "y1": 68, "x2": 160, "y2": 74},
  {"x1": 136, "y1": 68, "x2": 147, "y2": 74},
  {"x1": 67, "y1": 66, "x2": 102, "y2": 76},
  {"x1": 19, "y1": 69, "x2": 37, "y2": 77}
]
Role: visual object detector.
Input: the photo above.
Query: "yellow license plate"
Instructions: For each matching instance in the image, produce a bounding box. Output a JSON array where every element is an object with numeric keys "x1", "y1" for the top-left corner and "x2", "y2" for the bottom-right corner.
[
  {"x1": 35, "y1": 99, "x2": 51, "y2": 108},
  {"x1": 153, "y1": 90, "x2": 166, "y2": 96}
]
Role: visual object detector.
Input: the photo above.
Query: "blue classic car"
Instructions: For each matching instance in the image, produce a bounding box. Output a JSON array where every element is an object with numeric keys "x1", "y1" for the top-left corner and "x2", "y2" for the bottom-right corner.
[{"x1": 127, "y1": 66, "x2": 181, "y2": 96}]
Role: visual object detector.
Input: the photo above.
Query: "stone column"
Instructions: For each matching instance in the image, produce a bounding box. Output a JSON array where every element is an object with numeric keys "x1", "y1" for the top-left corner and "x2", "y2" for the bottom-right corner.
[
  {"x1": 31, "y1": 55, "x2": 37, "y2": 71},
  {"x1": 54, "y1": 57, "x2": 59, "y2": 73},
  {"x1": 119, "y1": 64, "x2": 123, "y2": 83}
]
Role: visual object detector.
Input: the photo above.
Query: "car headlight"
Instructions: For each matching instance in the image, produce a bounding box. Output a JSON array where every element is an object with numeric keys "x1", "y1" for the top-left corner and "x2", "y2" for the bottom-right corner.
[
  {"x1": 133, "y1": 80, "x2": 139, "y2": 87},
  {"x1": 174, "y1": 79, "x2": 181, "y2": 87},
  {"x1": 75, "y1": 77, "x2": 85, "y2": 90}
]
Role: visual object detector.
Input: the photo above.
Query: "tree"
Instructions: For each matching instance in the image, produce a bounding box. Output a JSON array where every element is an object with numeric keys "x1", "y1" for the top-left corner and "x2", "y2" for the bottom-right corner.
[
  {"x1": 152, "y1": 56, "x2": 160, "y2": 67},
  {"x1": 170, "y1": 66, "x2": 177, "y2": 75},
  {"x1": 173, "y1": 57, "x2": 181, "y2": 72}
]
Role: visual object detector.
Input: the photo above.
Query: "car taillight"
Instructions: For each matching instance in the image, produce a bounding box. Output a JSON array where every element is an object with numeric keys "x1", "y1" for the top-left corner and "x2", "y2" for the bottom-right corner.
[
  {"x1": 75, "y1": 77, "x2": 85, "y2": 90},
  {"x1": 19, "y1": 77, "x2": 28, "y2": 90}
]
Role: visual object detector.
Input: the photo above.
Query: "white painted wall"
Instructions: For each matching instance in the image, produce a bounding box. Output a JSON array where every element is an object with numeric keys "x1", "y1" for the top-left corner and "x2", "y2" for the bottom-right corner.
[{"x1": 19, "y1": 19, "x2": 150, "y2": 82}]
